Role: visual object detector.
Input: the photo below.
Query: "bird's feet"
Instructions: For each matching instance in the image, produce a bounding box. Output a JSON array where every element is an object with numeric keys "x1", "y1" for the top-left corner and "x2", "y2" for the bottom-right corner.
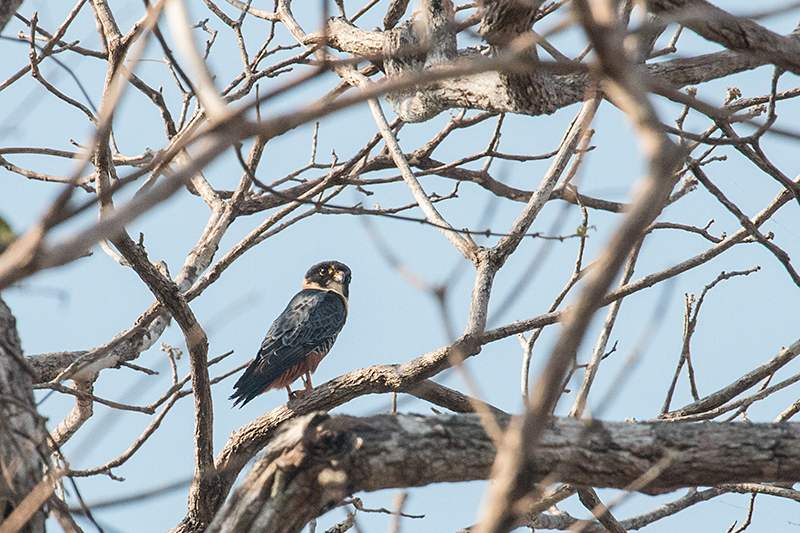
[{"x1": 287, "y1": 389, "x2": 308, "y2": 400}]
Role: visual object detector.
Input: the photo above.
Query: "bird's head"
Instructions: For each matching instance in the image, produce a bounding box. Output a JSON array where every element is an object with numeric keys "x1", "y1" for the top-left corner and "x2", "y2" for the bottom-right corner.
[{"x1": 303, "y1": 260, "x2": 352, "y2": 299}]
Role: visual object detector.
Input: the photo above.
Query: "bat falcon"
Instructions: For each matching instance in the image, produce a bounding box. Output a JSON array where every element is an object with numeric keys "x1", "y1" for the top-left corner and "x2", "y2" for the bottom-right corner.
[{"x1": 230, "y1": 260, "x2": 351, "y2": 407}]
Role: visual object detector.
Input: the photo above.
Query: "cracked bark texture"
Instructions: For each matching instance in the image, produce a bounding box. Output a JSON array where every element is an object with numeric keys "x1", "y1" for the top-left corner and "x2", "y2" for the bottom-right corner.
[
  {"x1": 208, "y1": 413, "x2": 800, "y2": 533},
  {"x1": 305, "y1": 4, "x2": 799, "y2": 123},
  {"x1": 0, "y1": 299, "x2": 46, "y2": 533},
  {"x1": 477, "y1": 0, "x2": 545, "y2": 47},
  {"x1": 645, "y1": 0, "x2": 800, "y2": 75}
]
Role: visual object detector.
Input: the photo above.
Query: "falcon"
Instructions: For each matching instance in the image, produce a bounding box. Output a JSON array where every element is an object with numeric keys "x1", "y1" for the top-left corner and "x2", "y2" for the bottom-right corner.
[{"x1": 230, "y1": 260, "x2": 351, "y2": 406}]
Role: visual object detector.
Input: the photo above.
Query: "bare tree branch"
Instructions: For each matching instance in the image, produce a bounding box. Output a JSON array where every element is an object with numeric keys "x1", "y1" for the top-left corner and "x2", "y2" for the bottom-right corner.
[{"x1": 207, "y1": 413, "x2": 800, "y2": 533}]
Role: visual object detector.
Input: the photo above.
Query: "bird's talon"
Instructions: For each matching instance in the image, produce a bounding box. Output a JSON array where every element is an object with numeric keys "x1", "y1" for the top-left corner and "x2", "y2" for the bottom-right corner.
[
  {"x1": 229, "y1": 261, "x2": 351, "y2": 408},
  {"x1": 288, "y1": 389, "x2": 307, "y2": 400}
]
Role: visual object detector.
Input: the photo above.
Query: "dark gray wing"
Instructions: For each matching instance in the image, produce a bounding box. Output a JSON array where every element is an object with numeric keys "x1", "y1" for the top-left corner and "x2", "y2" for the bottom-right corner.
[{"x1": 230, "y1": 288, "x2": 347, "y2": 406}]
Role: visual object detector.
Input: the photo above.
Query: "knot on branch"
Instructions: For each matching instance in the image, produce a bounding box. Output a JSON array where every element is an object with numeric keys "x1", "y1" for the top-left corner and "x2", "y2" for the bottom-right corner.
[
  {"x1": 384, "y1": 21, "x2": 427, "y2": 77},
  {"x1": 422, "y1": 0, "x2": 457, "y2": 66},
  {"x1": 383, "y1": 22, "x2": 442, "y2": 122},
  {"x1": 477, "y1": 0, "x2": 542, "y2": 48},
  {"x1": 207, "y1": 412, "x2": 355, "y2": 533},
  {"x1": 383, "y1": 0, "x2": 458, "y2": 122}
]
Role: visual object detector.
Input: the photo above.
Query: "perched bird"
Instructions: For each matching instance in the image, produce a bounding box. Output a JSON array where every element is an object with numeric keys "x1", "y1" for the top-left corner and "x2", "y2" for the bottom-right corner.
[{"x1": 230, "y1": 260, "x2": 351, "y2": 407}]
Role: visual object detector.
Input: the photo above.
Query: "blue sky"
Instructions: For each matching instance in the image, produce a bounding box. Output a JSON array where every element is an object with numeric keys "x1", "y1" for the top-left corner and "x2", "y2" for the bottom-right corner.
[{"x1": 2, "y1": 1, "x2": 800, "y2": 531}]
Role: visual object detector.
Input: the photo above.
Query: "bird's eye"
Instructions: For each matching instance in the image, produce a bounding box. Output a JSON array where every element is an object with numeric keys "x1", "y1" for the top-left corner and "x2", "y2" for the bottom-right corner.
[{"x1": 319, "y1": 268, "x2": 326, "y2": 275}]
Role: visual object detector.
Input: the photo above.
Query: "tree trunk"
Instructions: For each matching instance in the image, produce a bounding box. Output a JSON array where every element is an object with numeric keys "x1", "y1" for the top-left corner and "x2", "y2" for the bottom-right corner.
[{"x1": 0, "y1": 298, "x2": 47, "y2": 533}]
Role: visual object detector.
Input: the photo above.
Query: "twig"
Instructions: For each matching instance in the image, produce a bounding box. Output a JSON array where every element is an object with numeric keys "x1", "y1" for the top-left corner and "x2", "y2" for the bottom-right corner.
[
  {"x1": 67, "y1": 391, "x2": 181, "y2": 477},
  {"x1": 727, "y1": 493, "x2": 756, "y2": 533},
  {"x1": 690, "y1": 163, "x2": 800, "y2": 287},
  {"x1": 662, "y1": 267, "x2": 761, "y2": 415},
  {"x1": 34, "y1": 382, "x2": 156, "y2": 414},
  {"x1": 569, "y1": 235, "x2": 642, "y2": 418}
]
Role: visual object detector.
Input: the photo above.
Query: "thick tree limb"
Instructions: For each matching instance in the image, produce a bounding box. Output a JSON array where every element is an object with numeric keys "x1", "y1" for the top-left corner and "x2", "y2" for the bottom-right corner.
[
  {"x1": 207, "y1": 413, "x2": 800, "y2": 533},
  {"x1": 646, "y1": 0, "x2": 800, "y2": 75},
  {"x1": 0, "y1": 299, "x2": 47, "y2": 533},
  {"x1": 302, "y1": 14, "x2": 795, "y2": 122},
  {"x1": 477, "y1": 0, "x2": 545, "y2": 47}
]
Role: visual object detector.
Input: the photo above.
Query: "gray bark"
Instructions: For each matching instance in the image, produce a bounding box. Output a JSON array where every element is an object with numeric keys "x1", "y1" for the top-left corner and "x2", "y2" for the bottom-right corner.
[
  {"x1": 207, "y1": 412, "x2": 800, "y2": 533},
  {"x1": 305, "y1": 12, "x2": 796, "y2": 123},
  {"x1": 0, "y1": 0, "x2": 23, "y2": 35},
  {"x1": 0, "y1": 298, "x2": 47, "y2": 533}
]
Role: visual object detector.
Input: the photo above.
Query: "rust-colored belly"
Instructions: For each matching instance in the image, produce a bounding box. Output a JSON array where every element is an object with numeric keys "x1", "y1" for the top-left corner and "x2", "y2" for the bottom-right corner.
[{"x1": 266, "y1": 349, "x2": 328, "y2": 391}]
